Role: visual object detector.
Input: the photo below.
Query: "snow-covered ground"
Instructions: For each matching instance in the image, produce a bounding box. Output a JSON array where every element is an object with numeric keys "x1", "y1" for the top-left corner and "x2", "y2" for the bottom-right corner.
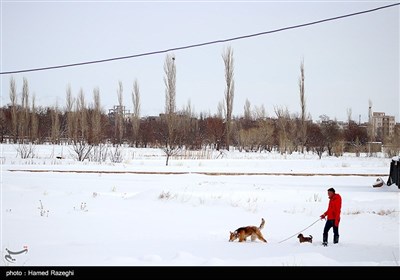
[{"x1": 1, "y1": 144, "x2": 399, "y2": 266}]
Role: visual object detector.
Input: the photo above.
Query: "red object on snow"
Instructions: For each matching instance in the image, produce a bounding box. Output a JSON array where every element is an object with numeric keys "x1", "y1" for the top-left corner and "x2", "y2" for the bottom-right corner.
[{"x1": 323, "y1": 193, "x2": 342, "y2": 226}]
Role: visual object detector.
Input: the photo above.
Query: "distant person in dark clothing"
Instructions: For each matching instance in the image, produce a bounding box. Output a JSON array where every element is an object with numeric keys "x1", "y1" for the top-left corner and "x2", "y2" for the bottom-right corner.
[{"x1": 320, "y1": 187, "x2": 342, "y2": 246}]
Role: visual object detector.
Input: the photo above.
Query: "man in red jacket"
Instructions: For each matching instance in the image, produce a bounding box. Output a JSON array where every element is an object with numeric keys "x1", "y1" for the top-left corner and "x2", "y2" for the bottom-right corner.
[{"x1": 320, "y1": 187, "x2": 342, "y2": 246}]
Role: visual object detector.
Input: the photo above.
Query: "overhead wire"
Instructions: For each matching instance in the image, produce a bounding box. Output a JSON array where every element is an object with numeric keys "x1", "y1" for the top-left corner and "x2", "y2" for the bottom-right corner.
[{"x1": 1, "y1": 2, "x2": 398, "y2": 75}]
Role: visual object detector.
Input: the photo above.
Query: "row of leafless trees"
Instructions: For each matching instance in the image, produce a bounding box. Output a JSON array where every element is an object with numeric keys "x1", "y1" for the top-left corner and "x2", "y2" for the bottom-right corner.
[
  {"x1": 2, "y1": 97, "x2": 396, "y2": 156},
  {"x1": 1, "y1": 48, "x2": 399, "y2": 163}
]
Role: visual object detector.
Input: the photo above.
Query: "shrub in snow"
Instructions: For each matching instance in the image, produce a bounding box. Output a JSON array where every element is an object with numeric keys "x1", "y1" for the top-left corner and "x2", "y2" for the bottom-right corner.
[
  {"x1": 80, "y1": 202, "x2": 87, "y2": 211},
  {"x1": 373, "y1": 209, "x2": 397, "y2": 216},
  {"x1": 15, "y1": 143, "x2": 36, "y2": 159},
  {"x1": 158, "y1": 191, "x2": 176, "y2": 200},
  {"x1": 38, "y1": 200, "x2": 49, "y2": 217},
  {"x1": 73, "y1": 202, "x2": 88, "y2": 212},
  {"x1": 306, "y1": 193, "x2": 321, "y2": 202},
  {"x1": 70, "y1": 141, "x2": 93, "y2": 162},
  {"x1": 109, "y1": 145, "x2": 123, "y2": 163}
]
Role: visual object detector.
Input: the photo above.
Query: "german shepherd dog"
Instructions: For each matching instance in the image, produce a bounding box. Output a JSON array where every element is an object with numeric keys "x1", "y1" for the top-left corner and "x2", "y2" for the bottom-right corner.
[
  {"x1": 229, "y1": 218, "x2": 267, "y2": 243},
  {"x1": 297, "y1": 233, "x2": 313, "y2": 243}
]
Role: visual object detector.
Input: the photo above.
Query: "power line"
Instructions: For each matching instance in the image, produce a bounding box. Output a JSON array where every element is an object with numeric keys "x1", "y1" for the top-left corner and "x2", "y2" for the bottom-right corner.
[{"x1": 1, "y1": 2, "x2": 399, "y2": 75}]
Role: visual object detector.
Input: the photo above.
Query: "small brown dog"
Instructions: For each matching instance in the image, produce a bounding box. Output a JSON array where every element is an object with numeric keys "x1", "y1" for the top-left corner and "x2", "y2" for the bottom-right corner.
[
  {"x1": 229, "y1": 218, "x2": 267, "y2": 243},
  {"x1": 297, "y1": 233, "x2": 313, "y2": 243}
]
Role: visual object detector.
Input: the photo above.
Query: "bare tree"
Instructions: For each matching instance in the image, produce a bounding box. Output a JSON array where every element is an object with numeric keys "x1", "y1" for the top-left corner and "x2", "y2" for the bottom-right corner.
[
  {"x1": 307, "y1": 122, "x2": 325, "y2": 159},
  {"x1": 109, "y1": 145, "x2": 123, "y2": 163},
  {"x1": 19, "y1": 77, "x2": 30, "y2": 142},
  {"x1": 385, "y1": 124, "x2": 400, "y2": 157},
  {"x1": 51, "y1": 102, "x2": 60, "y2": 143},
  {"x1": 185, "y1": 99, "x2": 198, "y2": 148},
  {"x1": 74, "y1": 99, "x2": 80, "y2": 142},
  {"x1": 31, "y1": 94, "x2": 38, "y2": 142},
  {"x1": 205, "y1": 116, "x2": 224, "y2": 151},
  {"x1": 65, "y1": 84, "x2": 75, "y2": 142},
  {"x1": 9, "y1": 77, "x2": 18, "y2": 142},
  {"x1": 177, "y1": 99, "x2": 196, "y2": 149},
  {"x1": 0, "y1": 109, "x2": 6, "y2": 142},
  {"x1": 77, "y1": 88, "x2": 87, "y2": 140},
  {"x1": 16, "y1": 143, "x2": 36, "y2": 159},
  {"x1": 116, "y1": 81, "x2": 124, "y2": 144},
  {"x1": 163, "y1": 53, "x2": 179, "y2": 165},
  {"x1": 244, "y1": 99, "x2": 251, "y2": 121},
  {"x1": 257, "y1": 117, "x2": 274, "y2": 151},
  {"x1": 131, "y1": 79, "x2": 141, "y2": 147},
  {"x1": 185, "y1": 99, "x2": 193, "y2": 118},
  {"x1": 222, "y1": 46, "x2": 235, "y2": 150},
  {"x1": 367, "y1": 99, "x2": 374, "y2": 156},
  {"x1": 320, "y1": 116, "x2": 342, "y2": 156},
  {"x1": 254, "y1": 104, "x2": 266, "y2": 120},
  {"x1": 346, "y1": 108, "x2": 352, "y2": 123},
  {"x1": 344, "y1": 121, "x2": 368, "y2": 156},
  {"x1": 299, "y1": 59, "x2": 307, "y2": 153},
  {"x1": 274, "y1": 106, "x2": 292, "y2": 154},
  {"x1": 90, "y1": 89, "x2": 107, "y2": 163},
  {"x1": 164, "y1": 55, "x2": 176, "y2": 117},
  {"x1": 70, "y1": 141, "x2": 93, "y2": 161},
  {"x1": 92, "y1": 87, "x2": 102, "y2": 144}
]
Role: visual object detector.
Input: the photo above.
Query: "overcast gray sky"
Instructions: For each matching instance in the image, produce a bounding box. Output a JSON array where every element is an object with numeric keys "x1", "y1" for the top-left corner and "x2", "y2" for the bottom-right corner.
[{"x1": 1, "y1": 1, "x2": 399, "y2": 123}]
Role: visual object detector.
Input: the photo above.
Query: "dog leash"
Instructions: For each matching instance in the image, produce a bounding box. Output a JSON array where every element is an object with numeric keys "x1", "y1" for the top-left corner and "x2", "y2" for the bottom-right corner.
[{"x1": 277, "y1": 218, "x2": 322, "y2": 244}]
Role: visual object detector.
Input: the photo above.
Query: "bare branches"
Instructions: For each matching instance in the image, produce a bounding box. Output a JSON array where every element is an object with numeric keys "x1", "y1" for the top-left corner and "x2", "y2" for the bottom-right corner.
[
  {"x1": 299, "y1": 59, "x2": 307, "y2": 152},
  {"x1": 164, "y1": 54, "x2": 176, "y2": 117},
  {"x1": 346, "y1": 108, "x2": 352, "y2": 123},
  {"x1": 70, "y1": 141, "x2": 93, "y2": 161},
  {"x1": 116, "y1": 81, "x2": 124, "y2": 143},
  {"x1": 244, "y1": 99, "x2": 251, "y2": 121},
  {"x1": 274, "y1": 106, "x2": 292, "y2": 154},
  {"x1": 65, "y1": 85, "x2": 75, "y2": 142},
  {"x1": 51, "y1": 101, "x2": 60, "y2": 144},
  {"x1": 92, "y1": 87, "x2": 102, "y2": 144},
  {"x1": 9, "y1": 77, "x2": 18, "y2": 141},
  {"x1": 16, "y1": 142, "x2": 36, "y2": 159},
  {"x1": 131, "y1": 79, "x2": 141, "y2": 147},
  {"x1": 20, "y1": 78, "x2": 30, "y2": 142},
  {"x1": 78, "y1": 89, "x2": 87, "y2": 140},
  {"x1": 31, "y1": 94, "x2": 38, "y2": 142},
  {"x1": 163, "y1": 54, "x2": 178, "y2": 165},
  {"x1": 222, "y1": 46, "x2": 235, "y2": 150}
]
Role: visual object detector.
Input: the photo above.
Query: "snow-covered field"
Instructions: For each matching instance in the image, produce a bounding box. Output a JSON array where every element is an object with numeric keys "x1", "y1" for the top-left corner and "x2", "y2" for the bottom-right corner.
[{"x1": 1, "y1": 144, "x2": 399, "y2": 266}]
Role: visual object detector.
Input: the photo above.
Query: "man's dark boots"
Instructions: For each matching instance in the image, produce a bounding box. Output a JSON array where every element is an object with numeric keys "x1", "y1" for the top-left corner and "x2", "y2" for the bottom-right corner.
[
  {"x1": 322, "y1": 233, "x2": 328, "y2": 246},
  {"x1": 333, "y1": 235, "x2": 339, "y2": 244}
]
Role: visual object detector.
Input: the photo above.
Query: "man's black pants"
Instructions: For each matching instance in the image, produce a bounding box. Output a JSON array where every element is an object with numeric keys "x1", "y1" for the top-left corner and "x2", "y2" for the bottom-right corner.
[{"x1": 323, "y1": 219, "x2": 339, "y2": 244}]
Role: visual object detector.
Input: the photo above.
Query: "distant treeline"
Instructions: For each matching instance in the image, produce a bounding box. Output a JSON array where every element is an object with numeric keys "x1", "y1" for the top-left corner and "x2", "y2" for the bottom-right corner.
[
  {"x1": 1, "y1": 99, "x2": 399, "y2": 158},
  {"x1": 2, "y1": 50, "x2": 399, "y2": 161}
]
